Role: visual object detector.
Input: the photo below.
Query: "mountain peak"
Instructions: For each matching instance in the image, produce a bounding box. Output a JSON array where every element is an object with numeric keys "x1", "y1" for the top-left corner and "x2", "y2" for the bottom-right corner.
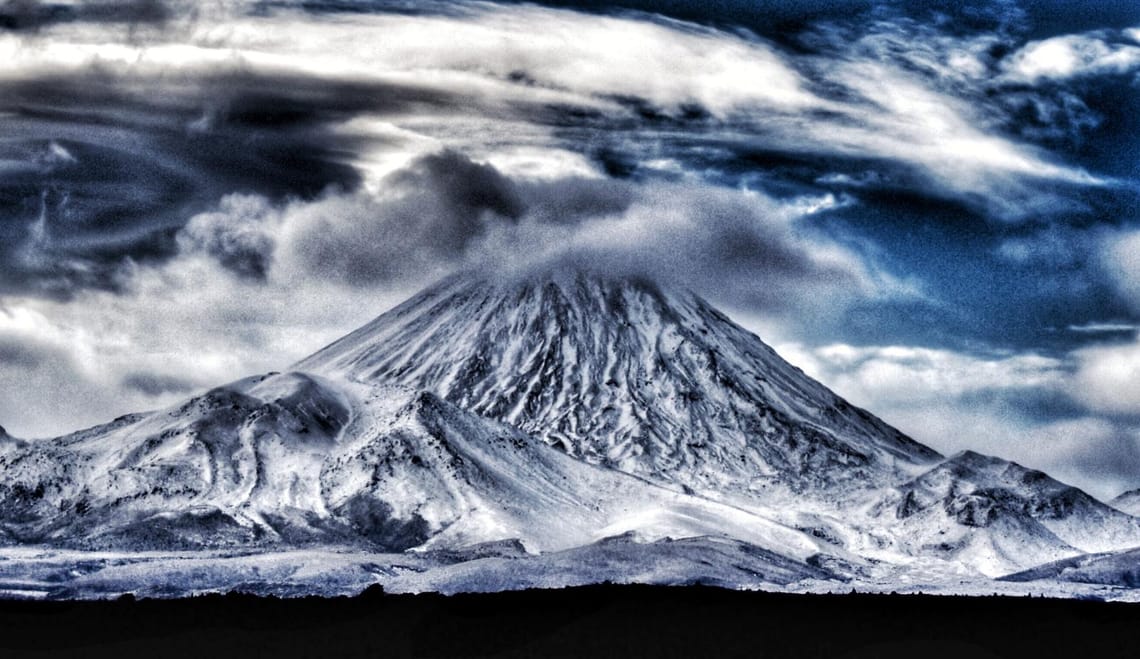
[
  {"x1": 299, "y1": 269, "x2": 940, "y2": 499},
  {"x1": 1111, "y1": 488, "x2": 1140, "y2": 516}
]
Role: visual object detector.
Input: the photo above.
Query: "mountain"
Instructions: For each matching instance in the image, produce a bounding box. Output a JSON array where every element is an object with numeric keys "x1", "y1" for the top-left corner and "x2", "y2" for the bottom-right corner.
[
  {"x1": 298, "y1": 269, "x2": 940, "y2": 503},
  {"x1": 869, "y1": 451, "x2": 1140, "y2": 576},
  {"x1": 295, "y1": 269, "x2": 1140, "y2": 575},
  {"x1": 1111, "y1": 489, "x2": 1140, "y2": 516},
  {"x1": 2, "y1": 267, "x2": 1140, "y2": 596},
  {"x1": 0, "y1": 371, "x2": 823, "y2": 571},
  {"x1": 1002, "y1": 545, "x2": 1140, "y2": 588}
]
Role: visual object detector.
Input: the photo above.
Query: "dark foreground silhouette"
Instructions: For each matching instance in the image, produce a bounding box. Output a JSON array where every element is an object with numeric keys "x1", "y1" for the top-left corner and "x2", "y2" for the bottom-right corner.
[{"x1": 0, "y1": 584, "x2": 1136, "y2": 658}]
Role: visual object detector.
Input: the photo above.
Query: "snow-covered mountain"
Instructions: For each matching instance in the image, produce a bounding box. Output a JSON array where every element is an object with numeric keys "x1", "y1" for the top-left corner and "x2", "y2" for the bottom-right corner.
[
  {"x1": 298, "y1": 269, "x2": 940, "y2": 501},
  {"x1": 1110, "y1": 489, "x2": 1140, "y2": 516},
  {"x1": 2, "y1": 267, "x2": 1139, "y2": 597},
  {"x1": 868, "y1": 451, "x2": 1140, "y2": 576},
  {"x1": 0, "y1": 372, "x2": 820, "y2": 564},
  {"x1": 1000, "y1": 543, "x2": 1140, "y2": 591},
  {"x1": 295, "y1": 269, "x2": 1140, "y2": 574}
]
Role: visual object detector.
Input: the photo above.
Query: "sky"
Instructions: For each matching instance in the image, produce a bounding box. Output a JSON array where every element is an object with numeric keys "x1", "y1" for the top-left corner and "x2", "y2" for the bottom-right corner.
[{"x1": 0, "y1": 0, "x2": 1138, "y2": 499}]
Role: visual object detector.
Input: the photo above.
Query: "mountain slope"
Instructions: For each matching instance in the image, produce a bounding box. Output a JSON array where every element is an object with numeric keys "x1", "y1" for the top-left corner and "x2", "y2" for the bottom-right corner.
[
  {"x1": 297, "y1": 268, "x2": 1140, "y2": 576},
  {"x1": 298, "y1": 268, "x2": 940, "y2": 501},
  {"x1": 1002, "y1": 546, "x2": 1140, "y2": 588},
  {"x1": 869, "y1": 451, "x2": 1140, "y2": 575},
  {"x1": 1110, "y1": 489, "x2": 1140, "y2": 516},
  {"x1": 0, "y1": 371, "x2": 825, "y2": 574}
]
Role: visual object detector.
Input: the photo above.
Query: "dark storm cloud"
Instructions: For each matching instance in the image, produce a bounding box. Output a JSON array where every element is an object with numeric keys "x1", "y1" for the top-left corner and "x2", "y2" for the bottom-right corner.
[
  {"x1": 182, "y1": 146, "x2": 860, "y2": 319},
  {"x1": 385, "y1": 150, "x2": 526, "y2": 226},
  {"x1": 286, "y1": 149, "x2": 526, "y2": 286},
  {"x1": 0, "y1": 68, "x2": 475, "y2": 297},
  {"x1": 0, "y1": 0, "x2": 169, "y2": 32}
]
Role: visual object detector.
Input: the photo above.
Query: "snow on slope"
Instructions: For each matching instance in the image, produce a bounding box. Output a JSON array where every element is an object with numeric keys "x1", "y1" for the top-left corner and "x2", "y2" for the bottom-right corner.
[
  {"x1": 1110, "y1": 489, "x2": 1140, "y2": 516},
  {"x1": 0, "y1": 372, "x2": 351, "y2": 550},
  {"x1": 0, "y1": 371, "x2": 825, "y2": 576},
  {"x1": 298, "y1": 268, "x2": 940, "y2": 503},
  {"x1": 376, "y1": 534, "x2": 835, "y2": 595},
  {"x1": 14, "y1": 535, "x2": 833, "y2": 599},
  {"x1": 296, "y1": 268, "x2": 1140, "y2": 577},
  {"x1": 868, "y1": 451, "x2": 1140, "y2": 576},
  {"x1": 1002, "y1": 546, "x2": 1140, "y2": 588}
]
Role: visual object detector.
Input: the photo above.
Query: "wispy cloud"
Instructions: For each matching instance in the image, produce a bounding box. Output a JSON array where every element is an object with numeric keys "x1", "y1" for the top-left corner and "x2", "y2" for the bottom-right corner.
[
  {"x1": 1067, "y1": 322, "x2": 1138, "y2": 334},
  {"x1": 1003, "y1": 29, "x2": 1140, "y2": 81}
]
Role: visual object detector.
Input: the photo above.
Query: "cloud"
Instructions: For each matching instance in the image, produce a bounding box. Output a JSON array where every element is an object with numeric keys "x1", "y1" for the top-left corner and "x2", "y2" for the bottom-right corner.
[
  {"x1": 0, "y1": 149, "x2": 537, "y2": 435},
  {"x1": 772, "y1": 339, "x2": 1140, "y2": 499},
  {"x1": 178, "y1": 195, "x2": 278, "y2": 281},
  {"x1": 1104, "y1": 229, "x2": 1140, "y2": 312},
  {"x1": 1023, "y1": 419, "x2": 1140, "y2": 500},
  {"x1": 1070, "y1": 339, "x2": 1140, "y2": 418},
  {"x1": 0, "y1": 3, "x2": 1116, "y2": 333},
  {"x1": 1004, "y1": 30, "x2": 1140, "y2": 81},
  {"x1": 0, "y1": 302, "x2": 159, "y2": 437},
  {"x1": 777, "y1": 343, "x2": 1069, "y2": 409},
  {"x1": 212, "y1": 3, "x2": 818, "y2": 118},
  {"x1": 1067, "y1": 322, "x2": 1138, "y2": 335},
  {"x1": 0, "y1": 252, "x2": 415, "y2": 437},
  {"x1": 276, "y1": 149, "x2": 525, "y2": 287},
  {"x1": 792, "y1": 22, "x2": 1106, "y2": 220},
  {"x1": 0, "y1": 0, "x2": 1104, "y2": 245},
  {"x1": 0, "y1": 67, "x2": 415, "y2": 296},
  {"x1": 495, "y1": 186, "x2": 890, "y2": 320},
  {"x1": 0, "y1": 332, "x2": 53, "y2": 368},
  {"x1": 0, "y1": 141, "x2": 907, "y2": 439},
  {"x1": 120, "y1": 371, "x2": 196, "y2": 396},
  {"x1": 0, "y1": 0, "x2": 170, "y2": 32},
  {"x1": 172, "y1": 149, "x2": 886, "y2": 323},
  {"x1": 996, "y1": 225, "x2": 1091, "y2": 268}
]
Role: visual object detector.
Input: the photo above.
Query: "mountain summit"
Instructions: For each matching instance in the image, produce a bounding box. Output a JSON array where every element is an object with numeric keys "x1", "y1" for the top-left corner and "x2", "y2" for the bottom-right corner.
[{"x1": 299, "y1": 268, "x2": 940, "y2": 500}]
